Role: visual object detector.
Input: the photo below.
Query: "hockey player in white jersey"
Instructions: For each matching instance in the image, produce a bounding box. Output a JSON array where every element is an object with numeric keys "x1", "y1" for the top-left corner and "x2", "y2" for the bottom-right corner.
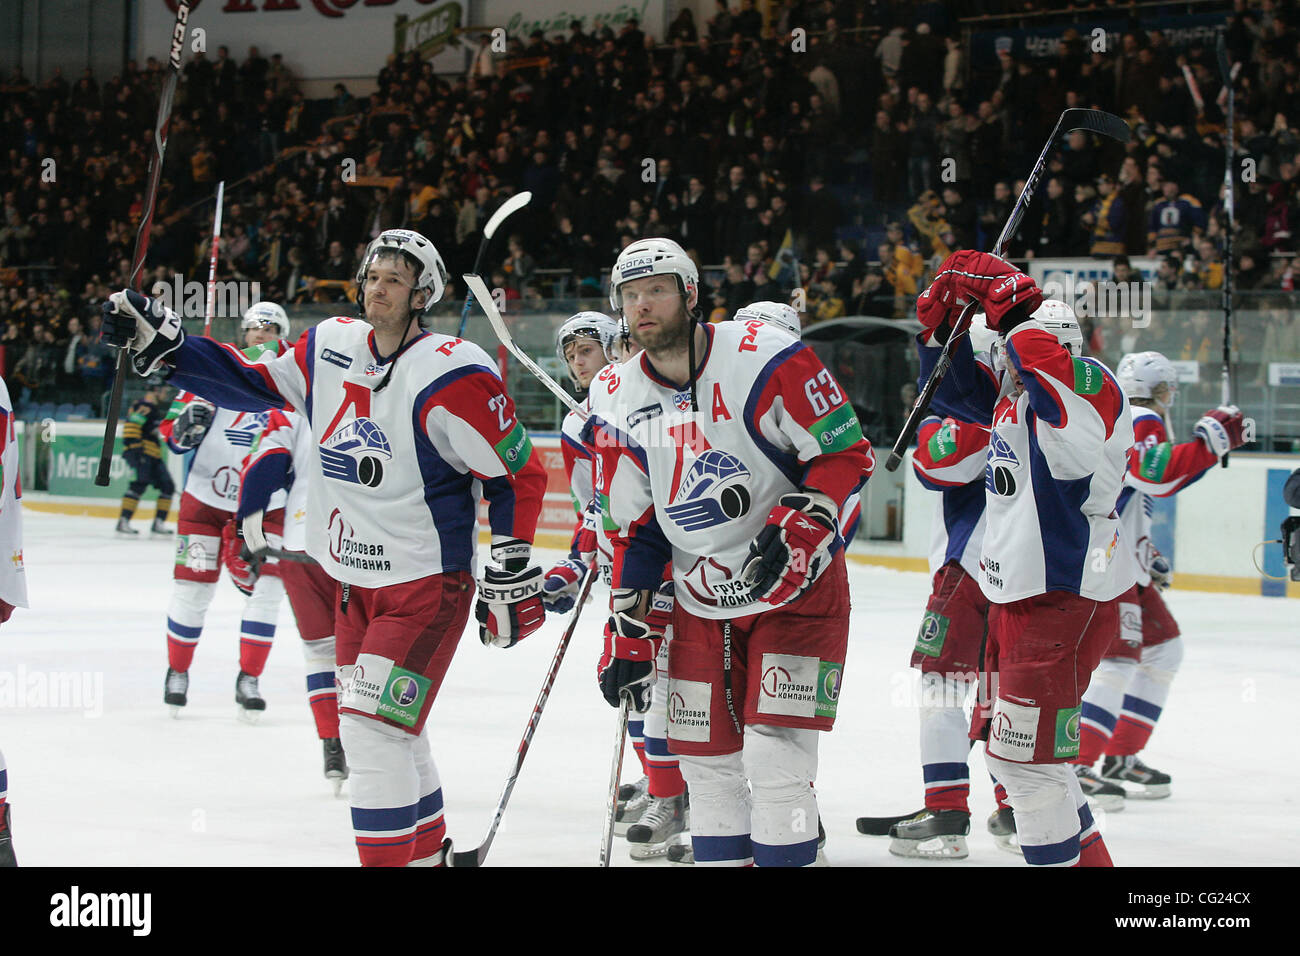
[
  {"x1": 0, "y1": 373, "x2": 27, "y2": 866},
  {"x1": 1071, "y1": 351, "x2": 1246, "y2": 800},
  {"x1": 915, "y1": 250, "x2": 1134, "y2": 867},
  {"x1": 102, "y1": 228, "x2": 548, "y2": 867},
  {"x1": 584, "y1": 238, "x2": 874, "y2": 867},
  {"x1": 157, "y1": 302, "x2": 292, "y2": 720},
  {"x1": 238, "y1": 407, "x2": 349, "y2": 792}
]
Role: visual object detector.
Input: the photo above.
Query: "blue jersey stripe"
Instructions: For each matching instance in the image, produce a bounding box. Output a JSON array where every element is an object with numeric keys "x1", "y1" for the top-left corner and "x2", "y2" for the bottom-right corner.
[{"x1": 1025, "y1": 420, "x2": 1091, "y2": 594}]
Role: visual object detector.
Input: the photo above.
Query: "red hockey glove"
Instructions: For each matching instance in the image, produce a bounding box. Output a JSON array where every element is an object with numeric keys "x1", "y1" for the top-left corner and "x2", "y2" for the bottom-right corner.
[
  {"x1": 942, "y1": 250, "x2": 1043, "y2": 330},
  {"x1": 597, "y1": 589, "x2": 662, "y2": 712},
  {"x1": 221, "y1": 521, "x2": 259, "y2": 596},
  {"x1": 741, "y1": 491, "x2": 837, "y2": 606},
  {"x1": 915, "y1": 274, "x2": 966, "y2": 339},
  {"x1": 644, "y1": 582, "x2": 675, "y2": 638},
  {"x1": 1193, "y1": 405, "x2": 1246, "y2": 457}
]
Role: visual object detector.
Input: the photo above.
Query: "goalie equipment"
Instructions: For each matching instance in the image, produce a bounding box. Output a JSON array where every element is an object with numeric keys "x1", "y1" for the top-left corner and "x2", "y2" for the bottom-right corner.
[
  {"x1": 241, "y1": 301, "x2": 290, "y2": 339},
  {"x1": 734, "y1": 301, "x2": 801, "y2": 338},
  {"x1": 1116, "y1": 350, "x2": 1179, "y2": 406},
  {"x1": 556, "y1": 312, "x2": 619, "y2": 387},
  {"x1": 355, "y1": 228, "x2": 448, "y2": 320}
]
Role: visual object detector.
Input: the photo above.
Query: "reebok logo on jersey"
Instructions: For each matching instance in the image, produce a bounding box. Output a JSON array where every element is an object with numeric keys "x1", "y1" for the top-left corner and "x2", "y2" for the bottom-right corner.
[
  {"x1": 627, "y1": 404, "x2": 662, "y2": 428},
  {"x1": 320, "y1": 348, "x2": 352, "y2": 370}
]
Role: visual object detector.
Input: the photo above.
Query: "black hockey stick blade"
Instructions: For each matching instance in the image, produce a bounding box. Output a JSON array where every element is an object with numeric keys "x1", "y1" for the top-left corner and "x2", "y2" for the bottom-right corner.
[
  {"x1": 855, "y1": 809, "x2": 926, "y2": 836},
  {"x1": 1060, "y1": 107, "x2": 1131, "y2": 144}
]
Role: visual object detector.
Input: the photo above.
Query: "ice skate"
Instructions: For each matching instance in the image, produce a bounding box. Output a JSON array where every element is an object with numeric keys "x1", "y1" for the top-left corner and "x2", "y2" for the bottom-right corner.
[
  {"x1": 614, "y1": 775, "x2": 650, "y2": 837},
  {"x1": 115, "y1": 517, "x2": 139, "y2": 536},
  {"x1": 151, "y1": 516, "x2": 174, "y2": 536},
  {"x1": 164, "y1": 668, "x2": 188, "y2": 716},
  {"x1": 987, "y1": 807, "x2": 1020, "y2": 854},
  {"x1": 856, "y1": 807, "x2": 926, "y2": 836},
  {"x1": 0, "y1": 804, "x2": 16, "y2": 867},
  {"x1": 888, "y1": 808, "x2": 970, "y2": 860},
  {"x1": 323, "y1": 737, "x2": 348, "y2": 796},
  {"x1": 1099, "y1": 755, "x2": 1171, "y2": 799},
  {"x1": 626, "y1": 791, "x2": 687, "y2": 861},
  {"x1": 235, "y1": 671, "x2": 266, "y2": 723},
  {"x1": 1073, "y1": 763, "x2": 1126, "y2": 811}
]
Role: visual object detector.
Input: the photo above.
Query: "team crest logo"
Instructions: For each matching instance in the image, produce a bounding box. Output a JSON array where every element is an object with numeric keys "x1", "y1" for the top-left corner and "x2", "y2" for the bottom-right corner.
[
  {"x1": 663, "y1": 448, "x2": 752, "y2": 531},
  {"x1": 224, "y1": 412, "x2": 269, "y2": 447},
  {"x1": 986, "y1": 432, "x2": 1019, "y2": 497},
  {"x1": 319, "y1": 417, "x2": 392, "y2": 488}
]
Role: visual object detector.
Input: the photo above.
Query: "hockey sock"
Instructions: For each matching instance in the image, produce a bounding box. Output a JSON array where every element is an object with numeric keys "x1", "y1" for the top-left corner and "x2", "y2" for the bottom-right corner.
[
  {"x1": 628, "y1": 718, "x2": 649, "y2": 776},
  {"x1": 120, "y1": 493, "x2": 139, "y2": 520},
  {"x1": 988, "y1": 756, "x2": 1080, "y2": 867},
  {"x1": 1107, "y1": 638, "x2": 1183, "y2": 757},
  {"x1": 166, "y1": 578, "x2": 217, "y2": 672},
  {"x1": 303, "y1": 636, "x2": 340, "y2": 739},
  {"x1": 919, "y1": 672, "x2": 973, "y2": 812},
  {"x1": 155, "y1": 495, "x2": 173, "y2": 521},
  {"x1": 409, "y1": 731, "x2": 448, "y2": 866},
  {"x1": 989, "y1": 773, "x2": 1012, "y2": 811},
  {"x1": 679, "y1": 750, "x2": 753, "y2": 866},
  {"x1": 239, "y1": 574, "x2": 284, "y2": 676},
  {"x1": 745, "y1": 724, "x2": 820, "y2": 867},
  {"x1": 340, "y1": 714, "x2": 420, "y2": 867},
  {"x1": 1078, "y1": 657, "x2": 1135, "y2": 765},
  {"x1": 1067, "y1": 766, "x2": 1114, "y2": 867},
  {"x1": 644, "y1": 675, "x2": 684, "y2": 797}
]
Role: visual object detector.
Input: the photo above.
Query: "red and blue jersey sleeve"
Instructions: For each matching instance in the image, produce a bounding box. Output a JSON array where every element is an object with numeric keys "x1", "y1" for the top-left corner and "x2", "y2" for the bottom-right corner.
[
  {"x1": 916, "y1": 332, "x2": 1000, "y2": 426},
  {"x1": 168, "y1": 332, "x2": 304, "y2": 415},
  {"x1": 746, "y1": 342, "x2": 874, "y2": 508},
  {"x1": 913, "y1": 415, "x2": 991, "y2": 490},
  {"x1": 1125, "y1": 413, "x2": 1216, "y2": 496},
  {"x1": 237, "y1": 410, "x2": 295, "y2": 521}
]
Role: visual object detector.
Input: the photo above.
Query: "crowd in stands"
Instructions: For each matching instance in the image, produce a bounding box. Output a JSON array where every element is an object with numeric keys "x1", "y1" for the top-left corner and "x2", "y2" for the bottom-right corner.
[{"x1": 1, "y1": 0, "x2": 1298, "y2": 415}]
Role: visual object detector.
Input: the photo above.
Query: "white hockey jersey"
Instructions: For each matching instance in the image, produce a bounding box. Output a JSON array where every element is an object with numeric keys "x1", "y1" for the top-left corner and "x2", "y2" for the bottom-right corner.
[
  {"x1": 978, "y1": 320, "x2": 1135, "y2": 603},
  {"x1": 163, "y1": 396, "x2": 288, "y2": 514},
  {"x1": 583, "y1": 320, "x2": 874, "y2": 619},
  {"x1": 0, "y1": 375, "x2": 28, "y2": 611},
  {"x1": 167, "y1": 317, "x2": 547, "y2": 587},
  {"x1": 241, "y1": 409, "x2": 313, "y2": 551}
]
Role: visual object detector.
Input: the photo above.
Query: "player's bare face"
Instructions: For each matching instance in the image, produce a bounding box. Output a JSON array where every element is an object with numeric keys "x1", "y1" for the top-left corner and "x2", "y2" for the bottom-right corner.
[
  {"x1": 243, "y1": 326, "x2": 276, "y2": 347},
  {"x1": 565, "y1": 338, "x2": 605, "y2": 389},
  {"x1": 621, "y1": 275, "x2": 689, "y2": 354},
  {"x1": 363, "y1": 258, "x2": 421, "y2": 330}
]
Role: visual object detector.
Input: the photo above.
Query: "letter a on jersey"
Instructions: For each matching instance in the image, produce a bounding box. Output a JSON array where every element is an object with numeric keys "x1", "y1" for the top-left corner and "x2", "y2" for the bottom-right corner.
[{"x1": 711, "y1": 382, "x2": 732, "y2": 422}]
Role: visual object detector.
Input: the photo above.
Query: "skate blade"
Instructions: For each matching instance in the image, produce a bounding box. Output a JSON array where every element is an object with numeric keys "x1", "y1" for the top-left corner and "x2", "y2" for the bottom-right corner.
[
  {"x1": 168, "y1": 705, "x2": 183, "y2": 719},
  {"x1": 629, "y1": 842, "x2": 673, "y2": 861},
  {"x1": 1085, "y1": 793, "x2": 1125, "y2": 812},
  {"x1": 237, "y1": 707, "x2": 264, "y2": 725},
  {"x1": 888, "y1": 834, "x2": 969, "y2": 860},
  {"x1": 993, "y1": 833, "x2": 1022, "y2": 855},
  {"x1": 1107, "y1": 781, "x2": 1170, "y2": 799}
]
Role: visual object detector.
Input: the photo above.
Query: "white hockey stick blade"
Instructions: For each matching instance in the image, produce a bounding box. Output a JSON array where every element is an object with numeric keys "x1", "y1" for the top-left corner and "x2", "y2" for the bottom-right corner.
[
  {"x1": 484, "y1": 191, "x2": 532, "y2": 241},
  {"x1": 463, "y1": 273, "x2": 585, "y2": 418}
]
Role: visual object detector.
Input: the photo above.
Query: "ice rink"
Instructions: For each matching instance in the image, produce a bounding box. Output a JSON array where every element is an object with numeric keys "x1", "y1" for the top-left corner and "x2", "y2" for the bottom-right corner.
[{"x1": 2, "y1": 509, "x2": 1295, "y2": 867}]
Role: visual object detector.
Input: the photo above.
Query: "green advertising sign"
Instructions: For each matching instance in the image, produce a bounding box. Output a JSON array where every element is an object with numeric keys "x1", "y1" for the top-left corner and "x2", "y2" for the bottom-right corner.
[
  {"x1": 395, "y1": 2, "x2": 463, "y2": 58},
  {"x1": 45, "y1": 432, "x2": 163, "y2": 499}
]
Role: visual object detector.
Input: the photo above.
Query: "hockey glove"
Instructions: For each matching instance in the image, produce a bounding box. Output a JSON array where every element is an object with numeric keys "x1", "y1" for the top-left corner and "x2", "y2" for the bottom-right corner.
[
  {"x1": 741, "y1": 491, "x2": 838, "y2": 606},
  {"x1": 644, "y1": 581, "x2": 675, "y2": 639},
  {"x1": 476, "y1": 539, "x2": 545, "y2": 648},
  {"x1": 941, "y1": 250, "x2": 1042, "y2": 331},
  {"x1": 101, "y1": 290, "x2": 186, "y2": 376},
  {"x1": 172, "y1": 401, "x2": 214, "y2": 450},
  {"x1": 541, "y1": 556, "x2": 588, "y2": 614},
  {"x1": 1149, "y1": 549, "x2": 1173, "y2": 591},
  {"x1": 1194, "y1": 405, "x2": 1246, "y2": 457},
  {"x1": 597, "y1": 589, "x2": 661, "y2": 712},
  {"x1": 915, "y1": 273, "x2": 966, "y2": 342},
  {"x1": 221, "y1": 521, "x2": 259, "y2": 596}
]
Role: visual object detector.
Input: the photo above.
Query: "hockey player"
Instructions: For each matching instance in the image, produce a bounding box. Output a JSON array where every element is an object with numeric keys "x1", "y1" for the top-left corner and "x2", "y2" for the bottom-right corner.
[
  {"x1": 115, "y1": 377, "x2": 176, "y2": 536},
  {"x1": 157, "y1": 302, "x2": 293, "y2": 721},
  {"x1": 542, "y1": 311, "x2": 688, "y2": 860},
  {"x1": 0, "y1": 372, "x2": 27, "y2": 867},
  {"x1": 101, "y1": 228, "x2": 548, "y2": 867},
  {"x1": 585, "y1": 238, "x2": 874, "y2": 867},
  {"x1": 238, "y1": 407, "x2": 348, "y2": 792},
  {"x1": 915, "y1": 250, "x2": 1133, "y2": 867},
  {"x1": 1071, "y1": 351, "x2": 1247, "y2": 800}
]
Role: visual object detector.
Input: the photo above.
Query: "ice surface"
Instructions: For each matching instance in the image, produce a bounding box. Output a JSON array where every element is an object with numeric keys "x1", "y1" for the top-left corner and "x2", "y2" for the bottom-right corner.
[{"x1": 2, "y1": 511, "x2": 1293, "y2": 866}]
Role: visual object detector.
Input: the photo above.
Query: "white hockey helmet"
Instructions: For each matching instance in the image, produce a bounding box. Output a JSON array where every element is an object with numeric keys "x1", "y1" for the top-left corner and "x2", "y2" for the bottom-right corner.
[
  {"x1": 555, "y1": 311, "x2": 618, "y2": 386},
  {"x1": 241, "y1": 301, "x2": 290, "y2": 338},
  {"x1": 609, "y1": 237, "x2": 698, "y2": 313},
  {"x1": 1030, "y1": 299, "x2": 1084, "y2": 357},
  {"x1": 355, "y1": 228, "x2": 448, "y2": 317},
  {"x1": 601, "y1": 316, "x2": 637, "y2": 363},
  {"x1": 734, "y1": 301, "x2": 801, "y2": 339},
  {"x1": 1116, "y1": 350, "x2": 1179, "y2": 403}
]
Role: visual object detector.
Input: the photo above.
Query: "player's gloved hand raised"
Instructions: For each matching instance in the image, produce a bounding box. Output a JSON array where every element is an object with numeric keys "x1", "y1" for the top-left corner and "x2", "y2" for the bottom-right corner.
[
  {"x1": 597, "y1": 588, "x2": 661, "y2": 712},
  {"x1": 476, "y1": 537, "x2": 545, "y2": 648},
  {"x1": 940, "y1": 250, "x2": 1042, "y2": 330},
  {"x1": 741, "y1": 491, "x2": 838, "y2": 606},
  {"x1": 541, "y1": 556, "x2": 588, "y2": 614},
  {"x1": 101, "y1": 290, "x2": 186, "y2": 376},
  {"x1": 172, "y1": 401, "x2": 214, "y2": 449},
  {"x1": 1194, "y1": 405, "x2": 1246, "y2": 457},
  {"x1": 915, "y1": 273, "x2": 967, "y2": 342},
  {"x1": 1149, "y1": 549, "x2": 1173, "y2": 591}
]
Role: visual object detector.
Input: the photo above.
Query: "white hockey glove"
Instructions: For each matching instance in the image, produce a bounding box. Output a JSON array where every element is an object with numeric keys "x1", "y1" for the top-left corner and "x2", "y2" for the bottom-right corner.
[
  {"x1": 476, "y1": 537, "x2": 545, "y2": 648},
  {"x1": 101, "y1": 289, "x2": 186, "y2": 376},
  {"x1": 1148, "y1": 549, "x2": 1172, "y2": 591}
]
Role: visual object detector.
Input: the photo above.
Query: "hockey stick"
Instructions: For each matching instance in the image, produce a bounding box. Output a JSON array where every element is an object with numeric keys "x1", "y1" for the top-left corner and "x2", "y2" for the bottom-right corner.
[
  {"x1": 599, "y1": 693, "x2": 632, "y2": 867},
  {"x1": 464, "y1": 273, "x2": 585, "y2": 417},
  {"x1": 884, "y1": 109, "x2": 1131, "y2": 472},
  {"x1": 203, "y1": 180, "x2": 225, "y2": 337},
  {"x1": 451, "y1": 563, "x2": 598, "y2": 867},
  {"x1": 95, "y1": 1, "x2": 190, "y2": 486},
  {"x1": 456, "y1": 191, "x2": 532, "y2": 338},
  {"x1": 1216, "y1": 34, "x2": 1236, "y2": 467}
]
